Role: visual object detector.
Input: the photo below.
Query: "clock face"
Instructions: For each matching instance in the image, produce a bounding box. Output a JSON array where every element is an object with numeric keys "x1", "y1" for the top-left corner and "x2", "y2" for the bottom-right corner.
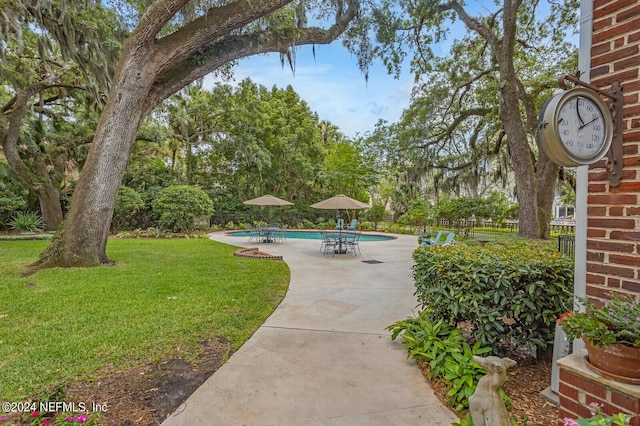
[
  {"x1": 557, "y1": 95, "x2": 607, "y2": 159},
  {"x1": 539, "y1": 87, "x2": 613, "y2": 167}
]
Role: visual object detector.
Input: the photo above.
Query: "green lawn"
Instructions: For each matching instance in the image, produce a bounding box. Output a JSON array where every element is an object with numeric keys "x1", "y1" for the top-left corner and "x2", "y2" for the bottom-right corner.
[{"x1": 0, "y1": 239, "x2": 289, "y2": 401}]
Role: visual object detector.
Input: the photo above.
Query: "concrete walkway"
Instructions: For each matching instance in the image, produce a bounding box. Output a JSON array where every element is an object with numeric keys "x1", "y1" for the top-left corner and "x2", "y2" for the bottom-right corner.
[{"x1": 161, "y1": 231, "x2": 458, "y2": 426}]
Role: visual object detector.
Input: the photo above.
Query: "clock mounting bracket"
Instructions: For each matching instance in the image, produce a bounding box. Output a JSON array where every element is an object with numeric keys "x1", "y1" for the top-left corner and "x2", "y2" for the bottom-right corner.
[{"x1": 559, "y1": 71, "x2": 624, "y2": 187}]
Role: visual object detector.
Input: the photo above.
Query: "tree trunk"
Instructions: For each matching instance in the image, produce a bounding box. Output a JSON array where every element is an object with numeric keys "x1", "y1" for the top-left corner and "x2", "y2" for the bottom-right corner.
[
  {"x1": 536, "y1": 150, "x2": 560, "y2": 239},
  {"x1": 498, "y1": 0, "x2": 542, "y2": 239},
  {"x1": 36, "y1": 185, "x2": 64, "y2": 232},
  {"x1": 36, "y1": 55, "x2": 153, "y2": 267},
  {"x1": 1, "y1": 92, "x2": 65, "y2": 232}
]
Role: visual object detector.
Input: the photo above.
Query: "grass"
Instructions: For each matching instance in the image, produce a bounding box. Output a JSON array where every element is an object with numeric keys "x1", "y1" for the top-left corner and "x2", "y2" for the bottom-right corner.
[{"x1": 0, "y1": 239, "x2": 289, "y2": 401}]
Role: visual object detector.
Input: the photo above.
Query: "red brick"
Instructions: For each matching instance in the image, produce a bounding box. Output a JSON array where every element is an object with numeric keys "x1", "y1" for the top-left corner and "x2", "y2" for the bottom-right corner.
[
  {"x1": 593, "y1": 16, "x2": 640, "y2": 44},
  {"x1": 587, "y1": 284, "x2": 622, "y2": 299},
  {"x1": 558, "y1": 382, "x2": 580, "y2": 400},
  {"x1": 588, "y1": 206, "x2": 608, "y2": 216},
  {"x1": 611, "y1": 388, "x2": 640, "y2": 413},
  {"x1": 621, "y1": 142, "x2": 640, "y2": 154},
  {"x1": 610, "y1": 253, "x2": 640, "y2": 266},
  {"x1": 558, "y1": 371, "x2": 608, "y2": 399},
  {"x1": 606, "y1": 276, "x2": 621, "y2": 287},
  {"x1": 609, "y1": 206, "x2": 625, "y2": 216},
  {"x1": 589, "y1": 167, "x2": 609, "y2": 181},
  {"x1": 591, "y1": 68, "x2": 640, "y2": 87},
  {"x1": 622, "y1": 155, "x2": 640, "y2": 167},
  {"x1": 587, "y1": 273, "x2": 607, "y2": 285},
  {"x1": 623, "y1": 92, "x2": 639, "y2": 104},
  {"x1": 617, "y1": 3, "x2": 640, "y2": 22},
  {"x1": 587, "y1": 239, "x2": 635, "y2": 253},
  {"x1": 615, "y1": 52, "x2": 640, "y2": 71},
  {"x1": 630, "y1": 30, "x2": 640, "y2": 43},
  {"x1": 589, "y1": 183, "x2": 608, "y2": 192},
  {"x1": 612, "y1": 181, "x2": 640, "y2": 192},
  {"x1": 591, "y1": 45, "x2": 638, "y2": 66},
  {"x1": 594, "y1": 0, "x2": 639, "y2": 19},
  {"x1": 587, "y1": 262, "x2": 636, "y2": 278},
  {"x1": 609, "y1": 230, "x2": 640, "y2": 240},
  {"x1": 587, "y1": 251, "x2": 606, "y2": 262},
  {"x1": 591, "y1": 64, "x2": 611, "y2": 79},
  {"x1": 627, "y1": 207, "x2": 640, "y2": 215},
  {"x1": 587, "y1": 218, "x2": 636, "y2": 228},
  {"x1": 587, "y1": 228, "x2": 607, "y2": 238},
  {"x1": 591, "y1": 17, "x2": 613, "y2": 32},
  {"x1": 559, "y1": 395, "x2": 593, "y2": 419},
  {"x1": 622, "y1": 280, "x2": 640, "y2": 292},
  {"x1": 588, "y1": 193, "x2": 639, "y2": 204}
]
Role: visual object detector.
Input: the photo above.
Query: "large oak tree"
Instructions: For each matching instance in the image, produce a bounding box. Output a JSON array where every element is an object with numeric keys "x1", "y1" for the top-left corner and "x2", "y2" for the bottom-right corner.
[
  {"x1": 22, "y1": 0, "x2": 359, "y2": 268},
  {"x1": 356, "y1": 0, "x2": 579, "y2": 238}
]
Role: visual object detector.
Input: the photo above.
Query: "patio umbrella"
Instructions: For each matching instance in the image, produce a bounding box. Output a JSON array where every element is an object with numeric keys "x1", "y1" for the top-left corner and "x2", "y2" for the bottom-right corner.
[
  {"x1": 243, "y1": 194, "x2": 293, "y2": 206},
  {"x1": 311, "y1": 194, "x2": 369, "y2": 231},
  {"x1": 310, "y1": 194, "x2": 369, "y2": 210},
  {"x1": 243, "y1": 194, "x2": 293, "y2": 222}
]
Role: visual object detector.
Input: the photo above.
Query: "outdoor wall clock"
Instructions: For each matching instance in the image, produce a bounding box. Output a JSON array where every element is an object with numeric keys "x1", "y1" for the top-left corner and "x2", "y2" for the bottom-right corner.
[{"x1": 537, "y1": 72, "x2": 624, "y2": 186}]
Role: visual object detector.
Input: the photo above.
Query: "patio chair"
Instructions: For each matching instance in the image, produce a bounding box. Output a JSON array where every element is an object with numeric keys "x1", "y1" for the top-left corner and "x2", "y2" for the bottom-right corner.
[
  {"x1": 344, "y1": 232, "x2": 361, "y2": 255},
  {"x1": 336, "y1": 218, "x2": 345, "y2": 230},
  {"x1": 246, "y1": 223, "x2": 259, "y2": 243},
  {"x1": 421, "y1": 230, "x2": 443, "y2": 247},
  {"x1": 322, "y1": 232, "x2": 339, "y2": 256},
  {"x1": 347, "y1": 219, "x2": 358, "y2": 230},
  {"x1": 276, "y1": 224, "x2": 288, "y2": 243},
  {"x1": 319, "y1": 230, "x2": 330, "y2": 252},
  {"x1": 439, "y1": 232, "x2": 455, "y2": 246}
]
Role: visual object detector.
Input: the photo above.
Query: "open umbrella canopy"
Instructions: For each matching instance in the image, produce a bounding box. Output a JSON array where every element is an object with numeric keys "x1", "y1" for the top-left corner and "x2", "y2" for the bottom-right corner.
[
  {"x1": 310, "y1": 194, "x2": 369, "y2": 210},
  {"x1": 243, "y1": 194, "x2": 293, "y2": 206}
]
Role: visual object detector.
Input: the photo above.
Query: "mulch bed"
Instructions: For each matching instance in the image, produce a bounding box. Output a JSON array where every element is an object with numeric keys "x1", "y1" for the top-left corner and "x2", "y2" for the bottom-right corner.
[{"x1": 422, "y1": 357, "x2": 558, "y2": 425}]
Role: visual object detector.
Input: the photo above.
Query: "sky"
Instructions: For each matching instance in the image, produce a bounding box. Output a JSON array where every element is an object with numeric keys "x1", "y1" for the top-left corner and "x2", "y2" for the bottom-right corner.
[
  {"x1": 205, "y1": 42, "x2": 415, "y2": 138},
  {"x1": 201, "y1": 1, "x2": 566, "y2": 139}
]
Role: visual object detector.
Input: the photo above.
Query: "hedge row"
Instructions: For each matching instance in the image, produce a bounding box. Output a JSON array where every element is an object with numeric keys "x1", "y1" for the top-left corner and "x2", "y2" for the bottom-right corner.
[{"x1": 412, "y1": 242, "x2": 574, "y2": 358}]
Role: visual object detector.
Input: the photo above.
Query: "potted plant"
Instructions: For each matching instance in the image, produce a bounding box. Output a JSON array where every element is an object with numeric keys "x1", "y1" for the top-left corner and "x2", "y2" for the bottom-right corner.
[{"x1": 557, "y1": 293, "x2": 640, "y2": 383}]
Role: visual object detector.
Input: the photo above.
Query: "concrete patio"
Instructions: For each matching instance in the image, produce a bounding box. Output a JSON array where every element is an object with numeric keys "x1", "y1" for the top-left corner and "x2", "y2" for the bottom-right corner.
[{"x1": 161, "y1": 231, "x2": 458, "y2": 425}]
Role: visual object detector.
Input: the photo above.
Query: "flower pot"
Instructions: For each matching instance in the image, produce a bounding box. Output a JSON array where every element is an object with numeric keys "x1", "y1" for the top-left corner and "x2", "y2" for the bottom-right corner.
[{"x1": 582, "y1": 335, "x2": 640, "y2": 384}]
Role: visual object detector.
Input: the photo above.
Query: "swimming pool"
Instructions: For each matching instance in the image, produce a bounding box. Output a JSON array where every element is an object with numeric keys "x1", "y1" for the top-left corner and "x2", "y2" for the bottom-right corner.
[{"x1": 228, "y1": 230, "x2": 395, "y2": 242}]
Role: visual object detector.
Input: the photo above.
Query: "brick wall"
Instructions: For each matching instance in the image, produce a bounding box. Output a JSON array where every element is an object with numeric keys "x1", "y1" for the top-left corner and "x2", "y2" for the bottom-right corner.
[
  {"x1": 587, "y1": 0, "x2": 640, "y2": 303},
  {"x1": 558, "y1": 368, "x2": 640, "y2": 426},
  {"x1": 557, "y1": 0, "x2": 640, "y2": 424}
]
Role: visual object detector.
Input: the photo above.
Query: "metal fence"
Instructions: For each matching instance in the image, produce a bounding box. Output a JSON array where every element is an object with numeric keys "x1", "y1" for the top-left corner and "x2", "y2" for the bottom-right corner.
[
  {"x1": 558, "y1": 234, "x2": 575, "y2": 259},
  {"x1": 427, "y1": 219, "x2": 576, "y2": 237}
]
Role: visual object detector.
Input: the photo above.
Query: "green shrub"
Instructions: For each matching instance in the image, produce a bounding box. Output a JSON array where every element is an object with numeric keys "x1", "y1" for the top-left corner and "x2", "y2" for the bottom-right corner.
[
  {"x1": 9, "y1": 211, "x2": 43, "y2": 232},
  {"x1": 412, "y1": 242, "x2": 573, "y2": 358},
  {"x1": 152, "y1": 185, "x2": 214, "y2": 232},
  {"x1": 0, "y1": 193, "x2": 26, "y2": 230},
  {"x1": 112, "y1": 186, "x2": 145, "y2": 232},
  {"x1": 387, "y1": 312, "x2": 491, "y2": 411}
]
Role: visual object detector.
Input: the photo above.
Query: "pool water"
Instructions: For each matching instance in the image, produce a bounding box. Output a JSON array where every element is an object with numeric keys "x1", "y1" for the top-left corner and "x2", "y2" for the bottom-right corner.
[{"x1": 229, "y1": 230, "x2": 394, "y2": 242}]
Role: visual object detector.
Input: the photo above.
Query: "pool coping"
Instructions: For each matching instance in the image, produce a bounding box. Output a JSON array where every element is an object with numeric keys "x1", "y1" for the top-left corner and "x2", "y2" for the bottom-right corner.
[{"x1": 224, "y1": 229, "x2": 398, "y2": 241}]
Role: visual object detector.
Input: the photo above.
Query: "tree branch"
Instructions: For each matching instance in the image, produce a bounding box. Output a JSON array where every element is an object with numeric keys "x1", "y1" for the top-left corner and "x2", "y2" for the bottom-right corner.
[
  {"x1": 438, "y1": 1, "x2": 497, "y2": 47},
  {"x1": 154, "y1": 0, "x2": 296, "y2": 74},
  {"x1": 145, "y1": 0, "x2": 359, "y2": 112}
]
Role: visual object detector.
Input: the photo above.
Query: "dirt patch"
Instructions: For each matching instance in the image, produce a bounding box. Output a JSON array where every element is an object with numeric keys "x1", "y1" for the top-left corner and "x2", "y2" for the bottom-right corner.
[{"x1": 63, "y1": 338, "x2": 232, "y2": 425}]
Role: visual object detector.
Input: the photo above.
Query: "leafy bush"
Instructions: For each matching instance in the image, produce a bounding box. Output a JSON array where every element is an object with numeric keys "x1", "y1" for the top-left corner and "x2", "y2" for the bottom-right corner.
[
  {"x1": 387, "y1": 312, "x2": 491, "y2": 411},
  {"x1": 9, "y1": 211, "x2": 43, "y2": 232},
  {"x1": 152, "y1": 185, "x2": 214, "y2": 232},
  {"x1": 0, "y1": 193, "x2": 26, "y2": 230},
  {"x1": 111, "y1": 186, "x2": 145, "y2": 232},
  {"x1": 413, "y1": 242, "x2": 573, "y2": 358}
]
